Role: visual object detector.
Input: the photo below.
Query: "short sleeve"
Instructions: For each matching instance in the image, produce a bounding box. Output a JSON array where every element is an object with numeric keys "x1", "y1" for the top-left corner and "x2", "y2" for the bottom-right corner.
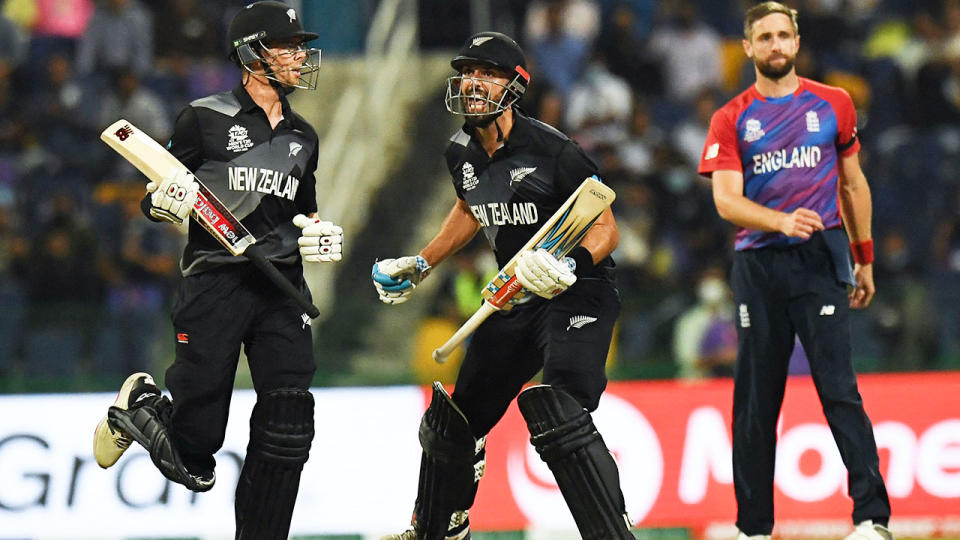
[
  {"x1": 831, "y1": 89, "x2": 860, "y2": 157},
  {"x1": 167, "y1": 106, "x2": 204, "y2": 172},
  {"x1": 556, "y1": 141, "x2": 600, "y2": 194},
  {"x1": 698, "y1": 107, "x2": 742, "y2": 177}
]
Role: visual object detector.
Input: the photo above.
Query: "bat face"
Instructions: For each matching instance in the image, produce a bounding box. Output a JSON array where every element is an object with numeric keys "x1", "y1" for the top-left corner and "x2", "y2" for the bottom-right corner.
[{"x1": 101, "y1": 119, "x2": 256, "y2": 256}]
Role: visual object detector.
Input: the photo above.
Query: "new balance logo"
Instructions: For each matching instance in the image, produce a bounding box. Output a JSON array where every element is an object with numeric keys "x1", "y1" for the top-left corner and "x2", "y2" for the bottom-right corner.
[
  {"x1": 819, "y1": 305, "x2": 835, "y2": 316},
  {"x1": 739, "y1": 304, "x2": 751, "y2": 328},
  {"x1": 510, "y1": 167, "x2": 536, "y2": 186},
  {"x1": 567, "y1": 315, "x2": 597, "y2": 331}
]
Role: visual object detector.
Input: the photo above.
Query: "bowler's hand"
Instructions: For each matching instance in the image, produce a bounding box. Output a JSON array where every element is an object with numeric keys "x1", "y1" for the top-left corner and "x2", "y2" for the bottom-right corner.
[
  {"x1": 849, "y1": 263, "x2": 875, "y2": 309},
  {"x1": 778, "y1": 208, "x2": 823, "y2": 239}
]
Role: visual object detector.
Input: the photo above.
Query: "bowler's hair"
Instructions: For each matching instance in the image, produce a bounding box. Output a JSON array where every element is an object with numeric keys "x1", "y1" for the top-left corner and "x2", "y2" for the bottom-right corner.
[{"x1": 744, "y1": 1, "x2": 799, "y2": 40}]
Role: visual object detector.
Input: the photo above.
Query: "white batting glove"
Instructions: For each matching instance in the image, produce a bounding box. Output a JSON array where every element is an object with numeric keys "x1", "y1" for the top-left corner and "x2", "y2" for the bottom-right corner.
[
  {"x1": 293, "y1": 214, "x2": 343, "y2": 262},
  {"x1": 371, "y1": 255, "x2": 430, "y2": 304},
  {"x1": 514, "y1": 248, "x2": 577, "y2": 299},
  {"x1": 146, "y1": 169, "x2": 199, "y2": 225}
]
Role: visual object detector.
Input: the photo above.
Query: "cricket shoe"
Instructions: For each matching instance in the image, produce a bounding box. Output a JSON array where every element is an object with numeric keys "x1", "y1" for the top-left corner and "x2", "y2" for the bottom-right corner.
[
  {"x1": 843, "y1": 520, "x2": 893, "y2": 540},
  {"x1": 379, "y1": 527, "x2": 470, "y2": 540},
  {"x1": 93, "y1": 372, "x2": 161, "y2": 468},
  {"x1": 737, "y1": 533, "x2": 771, "y2": 540}
]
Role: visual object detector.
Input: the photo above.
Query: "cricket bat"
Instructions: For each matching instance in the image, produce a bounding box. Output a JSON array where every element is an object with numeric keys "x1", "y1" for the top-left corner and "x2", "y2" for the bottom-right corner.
[
  {"x1": 100, "y1": 119, "x2": 321, "y2": 319},
  {"x1": 433, "y1": 176, "x2": 615, "y2": 363}
]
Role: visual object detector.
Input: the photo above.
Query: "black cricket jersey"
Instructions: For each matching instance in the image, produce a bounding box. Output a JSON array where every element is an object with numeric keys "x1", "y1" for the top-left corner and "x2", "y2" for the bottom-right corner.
[
  {"x1": 149, "y1": 83, "x2": 319, "y2": 276},
  {"x1": 445, "y1": 109, "x2": 613, "y2": 277}
]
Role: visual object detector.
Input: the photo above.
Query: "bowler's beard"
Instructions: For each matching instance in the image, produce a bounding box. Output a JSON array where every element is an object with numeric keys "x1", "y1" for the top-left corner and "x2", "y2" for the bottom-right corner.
[{"x1": 755, "y1": 54, "x2": 795, "y2": 80}]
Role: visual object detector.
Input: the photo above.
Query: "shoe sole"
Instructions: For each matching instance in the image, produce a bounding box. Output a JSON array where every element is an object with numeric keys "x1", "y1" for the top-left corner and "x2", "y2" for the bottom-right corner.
[{"x1": 93, "y1": 372, "x2": 153, "y2": 468}]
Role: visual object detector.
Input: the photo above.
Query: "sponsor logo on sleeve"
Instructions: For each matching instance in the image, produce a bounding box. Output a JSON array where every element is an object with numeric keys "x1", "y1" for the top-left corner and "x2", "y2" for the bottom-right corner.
[
  {"x1": 704, "y1": 143, "x2": 719, "y2": 160},
  {"x1": 462, "y1": 161, "x2": 478, "y2": 191}
]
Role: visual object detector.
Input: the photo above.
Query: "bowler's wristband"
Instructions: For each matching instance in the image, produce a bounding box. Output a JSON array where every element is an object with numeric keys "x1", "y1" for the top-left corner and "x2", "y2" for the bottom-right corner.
[
  {"x1": 568, "y1": 246, "x2": 595, "y2": 278},
  {"x1": 850, "y1": 240, "x2": 874, "y2": 265}
]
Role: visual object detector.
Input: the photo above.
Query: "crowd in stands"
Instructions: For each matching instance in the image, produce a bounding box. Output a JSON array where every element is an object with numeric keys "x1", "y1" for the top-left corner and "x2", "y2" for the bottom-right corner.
[
  {"x1": 0, "y1": 0, "x2": 244, "y2": 387},
  {"x1": 1, "y1": 0, "x2": 959, "y2": 389}
]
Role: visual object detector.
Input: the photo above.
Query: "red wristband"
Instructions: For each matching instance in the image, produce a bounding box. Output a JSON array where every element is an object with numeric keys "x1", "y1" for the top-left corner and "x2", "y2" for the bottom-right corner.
[{"x1": 850, "y1": 239, "x2": 874, "y2": 265}]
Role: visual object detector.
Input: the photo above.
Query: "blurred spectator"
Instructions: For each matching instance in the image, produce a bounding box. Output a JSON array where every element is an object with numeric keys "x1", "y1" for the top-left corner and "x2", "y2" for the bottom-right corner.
[
  {"x1": 594, "y1": 1, "x2": 662, "y2": 94},
  {"x1": 672, "y1": 265, "x2": 735, "y2": 379},
  {"x1": 96, "y1": 194, "x2": 180, "y2": 376},
  {"x1": 22, "y1": 193, "x2": 104, "y2": 375},
  {"x1": 25, "y1": 193, "x2": 102, "y2": 304},
  {"x1": 76, "y1": 0, "x2": 153, "y2": 76},
  {"x1": 0, "y1": 205, "x2": 27, "y2": 373},
  {"x1": 28, "y1": 52, "x2": 104, "y2": 174},
  {"x1": 673, "y1": 87, "x2": 719, "y2": 168},
  {"x1": 870, "y1": 227, "x2": 938, "y2": 370},
  {"x1": 520, "y1": 55, "x2": 565, "y2": 126},
  {"x1": 0, "y1": 12, "x2": 27, "y2": 73},
  {"x1": 155, "y1": 0, "x2": 220, "y2": 63},
  {"x1": 932, "y1": 189, "x2": 960, "y2": 365},
  {"x1": 97, "y1": 68, "x2": 171, "y2": 141},
  {"x1": 616, "y1": 98, "x2": 666, "y2": 177},
  {"x1": 0, "y1": 13, "x2": 25, "y2": 152},
  {"x1": 647, "y1": 0, "x2": 722, "y2": 103},
  {"x1": 28, "y1": 0, "x2": 95, "y2": 61},
  {"x1": 527, "y1": 0, "x2": 593, "y2": 96},
  {"x1": 565, "y1": 55, "x2": 632, "y2": 152},
  {"x1": 525, "y1": 0, "x2": 600, "y2": 43}
]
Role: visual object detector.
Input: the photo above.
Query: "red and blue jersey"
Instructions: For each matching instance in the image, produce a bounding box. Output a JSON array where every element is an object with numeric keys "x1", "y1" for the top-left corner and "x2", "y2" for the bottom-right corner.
[{"x1": 698, "y1": 77, "x2": 859, "y2": 250}]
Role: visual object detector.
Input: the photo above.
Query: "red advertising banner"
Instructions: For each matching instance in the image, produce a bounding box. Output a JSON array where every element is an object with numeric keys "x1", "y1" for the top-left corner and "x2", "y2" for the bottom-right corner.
[{"x1": 449, "y1": 372, "x2": 960, "y2": 533}]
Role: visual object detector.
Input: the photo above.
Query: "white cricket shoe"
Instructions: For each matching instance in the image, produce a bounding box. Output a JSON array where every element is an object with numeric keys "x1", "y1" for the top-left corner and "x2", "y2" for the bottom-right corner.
[
  {"x1": 380, "y1": 530, "x2": 415, "y2": 540},
  {"x1": 379, "y1": 528, "x2": 469, "y2": 540},
  {"x1": 93, "y1": 372, "x2": 158, "y2": 468},
  {"x1": 843, "y1": 520, "x2": 894, "y2": 540},
  {"x1": 737, "y1": 533, "x2": 771, "y2": 540}
]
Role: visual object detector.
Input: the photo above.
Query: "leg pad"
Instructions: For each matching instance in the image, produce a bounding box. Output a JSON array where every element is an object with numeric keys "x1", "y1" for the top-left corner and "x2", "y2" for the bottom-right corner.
[
  {"x1": 518, "y1": 385, "x2": 633, "y2": 540},
  {"x1": 235, "y1": 388, "x2": 315, "y2": 540},
  {"x1": 414, "y1": 382, "x2": 478, "y2": 540}
]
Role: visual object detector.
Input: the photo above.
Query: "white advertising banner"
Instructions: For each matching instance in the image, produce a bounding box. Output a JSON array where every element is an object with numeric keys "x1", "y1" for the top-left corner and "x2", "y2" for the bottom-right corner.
[
  {"x1": 2, "y1": 374, "x2": 959, "y2": 539},
  {"x1": 0, "y1": 387, "x2": 425, "y2": 539}
]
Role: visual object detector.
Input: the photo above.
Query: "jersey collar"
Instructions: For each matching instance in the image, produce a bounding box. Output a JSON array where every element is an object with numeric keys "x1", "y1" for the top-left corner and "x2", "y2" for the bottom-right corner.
[
  {"x1": 749, "y1": 77, "x2": 806, "y2": 103},
  {"x1": 459, "y1": 107, "x2": 534, "y2": 151},
  {"x1": 232, "y1": 83, "x2": 294, "y2": 118}
]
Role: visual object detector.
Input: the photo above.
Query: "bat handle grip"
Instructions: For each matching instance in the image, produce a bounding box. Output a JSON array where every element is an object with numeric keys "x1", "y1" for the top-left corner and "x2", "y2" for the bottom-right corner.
[{"x1": 244, "y1": 244, "x2": 321, "y2": 319}]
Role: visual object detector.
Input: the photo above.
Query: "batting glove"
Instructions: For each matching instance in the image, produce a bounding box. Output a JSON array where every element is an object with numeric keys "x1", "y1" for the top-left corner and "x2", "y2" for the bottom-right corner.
[
  {"x1": 146, "y1": 169, "x2": 199, "y2": 225},
  {"x1": 371, "y1": 255, "x2": 430, "y2": 304},
  {"x1": 514, "y1": 248, "x2": 577, "y2": 299},
  {"x1": 293, "y1": 214, "x2": 343, "y2": 262}
]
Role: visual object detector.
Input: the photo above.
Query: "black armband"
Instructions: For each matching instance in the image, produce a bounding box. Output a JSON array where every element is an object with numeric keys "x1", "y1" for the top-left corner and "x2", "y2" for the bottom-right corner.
[{"x1": 568, "y1": 246, "x2": 594, "y2": 278}]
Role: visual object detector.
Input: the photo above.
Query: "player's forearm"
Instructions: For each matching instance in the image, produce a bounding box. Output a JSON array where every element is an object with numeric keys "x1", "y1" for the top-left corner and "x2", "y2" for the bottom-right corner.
[
  {"x1": 579, "y1": 207, "x2": 618, "y2": 263},
  {"x1": 419, "y1": 200, "x2": 480, "y2": 267},
  {"x1": 839, "y1": 172, "x2": 872, "y2": 243},
  {"x1": 714, "y1": 189, "x2": 791, "y2": 232}
]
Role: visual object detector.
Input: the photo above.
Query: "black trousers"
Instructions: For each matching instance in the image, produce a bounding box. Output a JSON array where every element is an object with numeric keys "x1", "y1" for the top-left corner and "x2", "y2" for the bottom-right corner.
[
  {"x1": 166, "y1": 263, "x2": 316, "y2": 472},
  {"x1": 730, "y1": 233, "x2": 890, "y2": 535},
  {"x1": 452, "y1": 275, "x2": 620, "y2": 438}
]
